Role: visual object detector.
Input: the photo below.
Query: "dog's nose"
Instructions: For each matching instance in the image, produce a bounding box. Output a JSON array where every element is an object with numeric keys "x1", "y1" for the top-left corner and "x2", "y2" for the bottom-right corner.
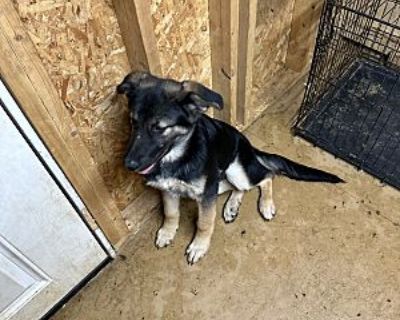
[{"x1": 125, "y1": 159, "x2": 139, "y2": 170}]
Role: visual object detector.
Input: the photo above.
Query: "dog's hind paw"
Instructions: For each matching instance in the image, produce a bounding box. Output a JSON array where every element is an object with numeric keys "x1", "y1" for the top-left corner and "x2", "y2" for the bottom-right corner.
[
  {"x1": 259, "y1": 201, "x2": 276, "y2": 221},
  {"x1": 223, "y1": 197, "x2": 241, "y2": 223},
  {"x1": 186, "y1": 239, "x2": 210, "y2": 264},
  {"x1": 155, "y1": 227, "x2": 176, "y2": 248},
  {"x1": 223, "y1": 206, "x2": 239, "y2": 223}
]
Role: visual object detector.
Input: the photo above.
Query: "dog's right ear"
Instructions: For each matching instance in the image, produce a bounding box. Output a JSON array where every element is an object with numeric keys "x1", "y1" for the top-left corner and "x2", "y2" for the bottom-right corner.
[
  {"x1": 168, "y1": 81, "x2": 224, "y2": 114},
  {"x1": 117, "y1": 71, "x2": 152, "y2": 96}
]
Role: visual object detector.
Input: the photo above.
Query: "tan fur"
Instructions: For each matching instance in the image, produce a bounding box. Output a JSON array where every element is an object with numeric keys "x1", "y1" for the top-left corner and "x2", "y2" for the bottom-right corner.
[
  {"x1": 156, "y1": 191, "x2": 180, "y2": 248},
  {"x1": 147, "y1": 176, "x2": 206, "y2": 200},
  {"x1": 186, "y1": 200, "x2": 217, "y2": 264},
  {"x1": 258, "y1": 178, "x2": 276, "y2": 220}
]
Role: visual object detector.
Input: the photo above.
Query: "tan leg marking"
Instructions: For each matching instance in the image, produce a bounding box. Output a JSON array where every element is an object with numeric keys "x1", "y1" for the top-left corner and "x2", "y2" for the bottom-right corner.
[
  {"x1": 156, "y1": 191, "x2": 180, "y2": 248},
  {"x1": 258, "y1": 178, "x2": 276, "y2": 221},
  {"x1": 186, "y1": 200, "x2": 217, "y2": 264}
]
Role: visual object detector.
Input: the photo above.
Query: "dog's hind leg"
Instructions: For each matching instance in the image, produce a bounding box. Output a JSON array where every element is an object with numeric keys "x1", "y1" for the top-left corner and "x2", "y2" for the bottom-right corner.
[
  {"x1": 156, "y1": 191, "x2": 180, "y2": 248},
  {"x1": 257, "y1": 178, "x2": 276, "y2": 221},
  {"x1": 218, "y1": 179, "x2": 234, "y2": 195},
  {"x1": 186, "y1": 200, "x2": 217, "y2": 264},
  {"x1": 223, "y1": 190, "x2": 244, "y2": 223}
]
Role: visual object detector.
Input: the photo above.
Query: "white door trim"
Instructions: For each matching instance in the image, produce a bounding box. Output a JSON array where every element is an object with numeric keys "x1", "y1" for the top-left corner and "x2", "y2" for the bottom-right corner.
[
  {"x1": 0, "y1": 236, "x2": 51, "y2": 319},
  {"x1": 0, "y1": 79, "x2": 115, "y2": 257}
]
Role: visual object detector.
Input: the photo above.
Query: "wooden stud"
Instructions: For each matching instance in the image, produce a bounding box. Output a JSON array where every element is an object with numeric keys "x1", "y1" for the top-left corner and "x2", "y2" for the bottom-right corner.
[
  {"x1": 286, "y1": 0, "x2": 324, "y2": 72},
  {"x1": 236, "y1": 0, "x2": 258, "y2": 125},
  {"x1": 0, "y1": 0, "x2": 129, "y2": 246},
  {"x1": 208, "y1": 0, "x2": 238, "y2": 124},
  {"x1": 209, "y1": 0, "x2": 257, "y2": 126},
  {"x1": 113, "y1": 0, "x2": 162, "y2": 75}
]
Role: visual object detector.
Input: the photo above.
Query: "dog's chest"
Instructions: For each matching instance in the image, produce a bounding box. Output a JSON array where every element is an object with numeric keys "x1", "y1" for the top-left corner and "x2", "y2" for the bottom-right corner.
[{"x1": 147, "y1": 177, "x2": 206, "y2": 199}]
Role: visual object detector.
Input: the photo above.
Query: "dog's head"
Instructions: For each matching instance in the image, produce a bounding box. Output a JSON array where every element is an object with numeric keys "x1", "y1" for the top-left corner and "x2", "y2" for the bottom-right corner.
[{"x1": 117, "y1": 71, "x2": 223, "y2": 174}]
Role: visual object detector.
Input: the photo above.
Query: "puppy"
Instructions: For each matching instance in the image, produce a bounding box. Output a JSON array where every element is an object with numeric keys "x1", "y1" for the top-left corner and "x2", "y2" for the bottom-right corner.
[{"x1": 117, "y1": 72, "x2": 343, "y2": 264}]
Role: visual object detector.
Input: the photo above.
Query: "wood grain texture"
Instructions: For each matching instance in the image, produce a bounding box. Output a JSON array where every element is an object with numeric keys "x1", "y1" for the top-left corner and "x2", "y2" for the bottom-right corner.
[
  {"x1": 13, "y1": 0, "x2": 143, "y2": 211},
  {"x1": 286, "y1": 0, "x2": 323, "y2": 72},
  {"x1": 246, "y1": 0, "x2": 296, "y2": 127},
  {"x1": 209, "y1": 0, "x2": 238, "y2": 124},
  {"x1": 113, "y1": 0, "x2": 162, "y2": 75},
  {"x1": 236, "y1": 0, "x2": 258, "y2": 125},
  {"x1": 0, "y1": 0, "x2": 128, "y2": 245},
  {"x1": 151, "y1": 0, "x2": 211, "y2": 86},
  {"x1": 122, "y1": 188, "x2": 161, "y2": 235}
]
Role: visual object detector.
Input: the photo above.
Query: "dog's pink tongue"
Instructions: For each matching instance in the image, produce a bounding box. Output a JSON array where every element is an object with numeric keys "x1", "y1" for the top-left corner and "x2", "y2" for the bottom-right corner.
[{"x1": 137, "y1": 163, "x2": 156, "y2": 175}]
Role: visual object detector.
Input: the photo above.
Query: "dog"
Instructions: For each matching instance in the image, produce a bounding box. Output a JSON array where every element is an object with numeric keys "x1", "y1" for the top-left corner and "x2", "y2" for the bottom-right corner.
[{"x1": 117, "y1": 71, "x2": 344, "y2": 264}]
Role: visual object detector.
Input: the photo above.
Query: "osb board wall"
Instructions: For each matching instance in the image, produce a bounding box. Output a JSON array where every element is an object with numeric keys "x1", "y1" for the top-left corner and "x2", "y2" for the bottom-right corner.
[
  {"x1": 150, "y1": 0, "x2": 212, "y2": 86},
  {"x1": 250, "y1": 0, "x2": 296, "y2": 122},
  {"x1": 12, "y1": 0, "x2": 212, "y2": 215},
  {"x1": 10, "y1": 0, "x2": 315, "y2": 215},
  {"x1": 13, "y1": 0, "x2": 144, "y2": 210}
]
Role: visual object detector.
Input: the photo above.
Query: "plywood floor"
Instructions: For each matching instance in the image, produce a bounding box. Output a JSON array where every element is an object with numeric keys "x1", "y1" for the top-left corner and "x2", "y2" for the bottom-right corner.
[{"x1": 52, "y1": 82, "x2": 400, "y2": 320}]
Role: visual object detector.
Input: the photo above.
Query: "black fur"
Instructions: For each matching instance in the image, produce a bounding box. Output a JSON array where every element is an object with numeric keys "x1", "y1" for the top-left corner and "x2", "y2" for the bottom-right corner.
[{"x1": 255, "y1": 150, "x2": 345, "y2": 183}]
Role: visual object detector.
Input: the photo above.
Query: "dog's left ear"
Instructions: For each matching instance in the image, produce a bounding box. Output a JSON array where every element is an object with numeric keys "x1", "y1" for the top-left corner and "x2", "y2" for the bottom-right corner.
[{"x1": 178, "y1": 81, "x2": 223, "y2": 112}]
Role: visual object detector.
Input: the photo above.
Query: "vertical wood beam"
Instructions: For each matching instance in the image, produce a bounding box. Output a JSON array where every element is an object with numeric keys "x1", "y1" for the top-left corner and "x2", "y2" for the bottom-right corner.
[
  {"x1": 236, "y1": 0, "x2": 258, "y2": 125},
  {"x1": 209, "y1": 0, "x2": 238, "y2": 124},
  {"x1": 209, "y1": 0, "x2": 257, "y2": 127},
  {"x1": 0, "y1": 0, "x2": 129, "y2": 246},
  {"x1": 113, "y1": 0, "x2": 162, "y2": 75},
  {"x1": 286, "y1": 0, "x2": 323, "y2": 72}
]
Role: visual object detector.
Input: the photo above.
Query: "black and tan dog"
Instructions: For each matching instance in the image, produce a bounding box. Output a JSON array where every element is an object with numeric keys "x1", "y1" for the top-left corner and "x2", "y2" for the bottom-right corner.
[{"x1": 117, "y1": 72, "x2": 343, "y2": 264}]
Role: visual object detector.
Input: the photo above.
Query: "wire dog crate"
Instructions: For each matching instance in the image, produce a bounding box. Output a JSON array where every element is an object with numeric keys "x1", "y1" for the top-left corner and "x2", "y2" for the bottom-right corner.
[{"x1": 293, "y1": 0, "x2": 400, "y2": 189}]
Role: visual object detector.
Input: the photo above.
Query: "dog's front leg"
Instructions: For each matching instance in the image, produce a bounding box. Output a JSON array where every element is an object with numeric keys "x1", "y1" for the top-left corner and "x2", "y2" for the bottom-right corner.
[
  {"x1": 186, "y1": 199, "x2": 217, "y2": 264},
  {"x1": 156, "y1": 191, "x2": 180, "y2": 248}
]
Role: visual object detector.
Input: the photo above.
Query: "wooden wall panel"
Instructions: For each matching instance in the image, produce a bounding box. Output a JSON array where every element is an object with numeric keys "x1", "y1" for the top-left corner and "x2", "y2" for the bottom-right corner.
[
  {"x1": 286, "y1": 0, "x2": 324, "y2": 72},
  {"x1": 151, "y1": 0, "x2": 212, "y2": 86},
  {"x1": 13, "y1": 0, "x2": 144, "y2": 211},
  {"x1": 248, "y1": 0, "x2": 296, "y2": 124},
  {"x1": 0, "y1": 0, "x2": 129, "y2": 245}
]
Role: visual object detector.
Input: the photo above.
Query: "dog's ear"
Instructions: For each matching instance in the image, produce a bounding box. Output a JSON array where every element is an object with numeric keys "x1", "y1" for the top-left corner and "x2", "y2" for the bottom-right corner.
[
  {"x1": 116, "y1": 71, "x2": 153, "y2": 96},
  {"x1": 176, "y1": 81, "x2": 224, "y2": 113}
]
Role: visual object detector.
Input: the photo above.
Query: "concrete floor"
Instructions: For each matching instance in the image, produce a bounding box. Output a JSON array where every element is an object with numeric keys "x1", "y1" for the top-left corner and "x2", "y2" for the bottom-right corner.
[{"x1": 52, "y1": 89, "x2": 400, "y2": 320}]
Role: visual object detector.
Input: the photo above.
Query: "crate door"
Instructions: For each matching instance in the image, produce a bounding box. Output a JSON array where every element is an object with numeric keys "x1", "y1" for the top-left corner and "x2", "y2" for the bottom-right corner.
[{"x1": 0, "y1": 105, "x2": 108, "y2": 319}]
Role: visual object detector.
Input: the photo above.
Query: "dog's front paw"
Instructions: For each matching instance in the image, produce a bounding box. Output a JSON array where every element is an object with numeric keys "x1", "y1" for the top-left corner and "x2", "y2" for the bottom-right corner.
[
  {"x1": 155, "y1": 227, "x2": 176, "y2": 248},
  {"x1": 259, "y1": 201, "x2": 276, "y2": 221},
  {"x1": 186, "y1": 239, "x2": 210, "y2": 264}
]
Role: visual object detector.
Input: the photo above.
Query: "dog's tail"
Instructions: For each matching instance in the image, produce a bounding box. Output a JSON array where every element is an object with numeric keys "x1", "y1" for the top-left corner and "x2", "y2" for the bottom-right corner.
[{"x1": 255, "y1": 150, "x2": 344, "y2": 183}]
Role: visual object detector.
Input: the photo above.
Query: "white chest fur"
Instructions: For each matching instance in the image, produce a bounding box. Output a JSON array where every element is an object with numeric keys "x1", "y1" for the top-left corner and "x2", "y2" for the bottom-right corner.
[{"x1": 147, "y1": 177, "x2": 206, "y2": 200}]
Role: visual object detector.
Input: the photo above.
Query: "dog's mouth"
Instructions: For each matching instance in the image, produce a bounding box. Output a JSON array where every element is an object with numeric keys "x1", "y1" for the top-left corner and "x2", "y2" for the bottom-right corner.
[
  {"x1": 135, "y1": 144, "x2": 172, "y2": 175},
  {"x1": 137, "y1": 162, "x2": 157, "y2": 175}
]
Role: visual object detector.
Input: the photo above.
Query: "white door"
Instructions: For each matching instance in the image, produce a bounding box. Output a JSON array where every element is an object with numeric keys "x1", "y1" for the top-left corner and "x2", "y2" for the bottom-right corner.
[{"x1": 0, "y1": 101, "x2": 108, "y2": 319}]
